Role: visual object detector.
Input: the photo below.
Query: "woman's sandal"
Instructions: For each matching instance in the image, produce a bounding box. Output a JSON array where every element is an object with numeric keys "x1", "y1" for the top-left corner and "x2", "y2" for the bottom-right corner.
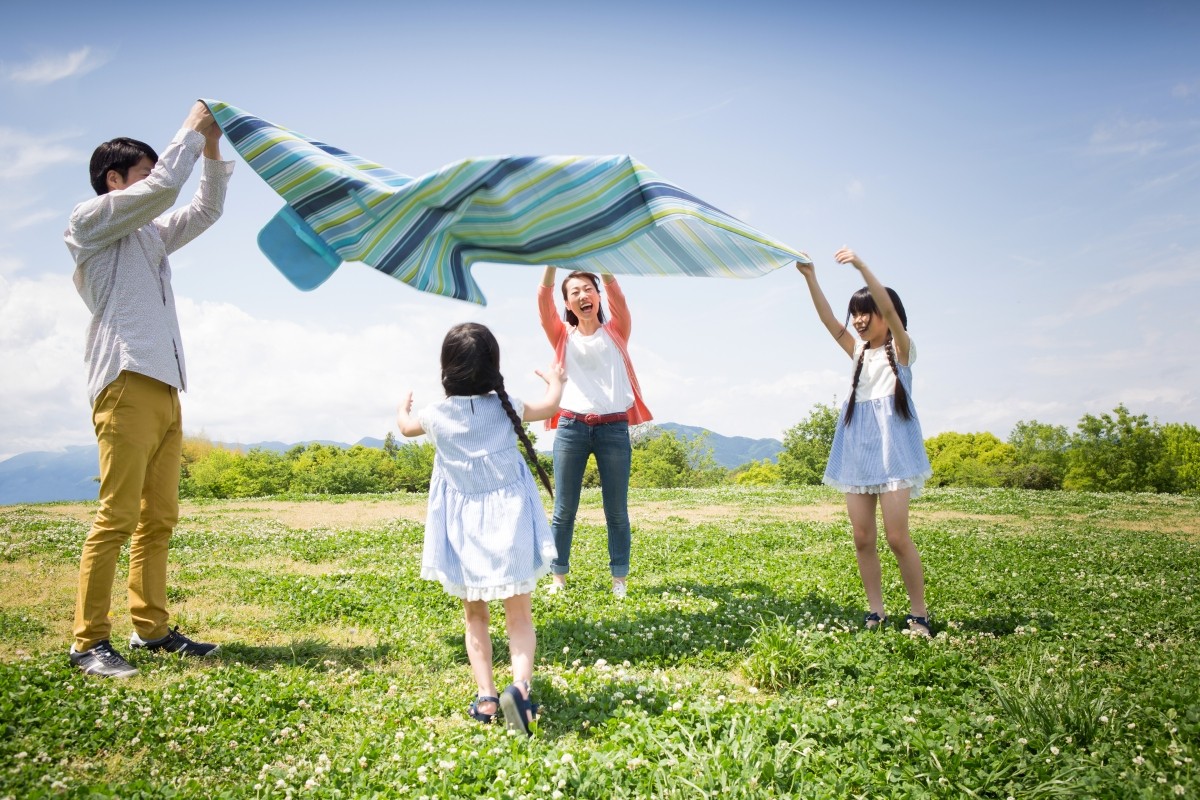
[
  {"x1": 468, "y1": 694, "x2": 499, "y2": 723},
  {"x1": 905, "y1": 614, "x2": 932, "y2": 638},
  {"x1": 864, "y1": 611, "x2": 887, "y2": 631},
  {"x1": 499, "y1": 683, "x2": 539, "y2": 737}
]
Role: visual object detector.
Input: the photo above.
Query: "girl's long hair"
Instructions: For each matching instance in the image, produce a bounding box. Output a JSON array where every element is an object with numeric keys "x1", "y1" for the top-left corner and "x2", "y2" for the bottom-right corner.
[
  {"x1": 440, "y1": 323, "x2": 553, "y2": 496},
  {"x1": 560, "y1": 270, "x2": 606, "y2": 327},
  {"x1": 843, "y1": 286, "x2": 912, "y2": 425}
]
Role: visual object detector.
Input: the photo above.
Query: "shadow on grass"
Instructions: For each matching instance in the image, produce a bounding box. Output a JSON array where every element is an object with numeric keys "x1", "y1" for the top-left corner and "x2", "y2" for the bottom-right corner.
[
  {"x1": 955, "y1": 613, "x2": 1040, "y2": 637},
  {"x1": 217, "y1": 639, "x2": 394, "y2": 669},
  {"x1": 441, "y1": 581, "x2": 867, "y2": 671}
]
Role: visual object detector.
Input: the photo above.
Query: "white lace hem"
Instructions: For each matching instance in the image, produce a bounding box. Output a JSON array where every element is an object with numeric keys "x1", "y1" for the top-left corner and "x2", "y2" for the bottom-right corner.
[
  {"x1": 422, "y1": 566, "x2": 550, "y2": 602},
  {"x1": 823, "y1": 470, "x2": 932, "y2": 498}
]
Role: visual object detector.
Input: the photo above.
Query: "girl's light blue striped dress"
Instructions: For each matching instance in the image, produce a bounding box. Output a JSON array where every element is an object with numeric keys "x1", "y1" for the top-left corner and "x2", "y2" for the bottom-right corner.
[
  {"x1": 824, "y1": 339, "x2": 933, "y2": 497},
  {"x1": 417, "y1": 394, "x2": 556, "y2": 601}
]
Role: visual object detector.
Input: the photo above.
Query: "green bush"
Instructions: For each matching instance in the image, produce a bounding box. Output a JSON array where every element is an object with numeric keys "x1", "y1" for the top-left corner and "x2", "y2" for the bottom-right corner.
[{"x1": 777, "y1": 401, "x2": 838, "y2": 486}]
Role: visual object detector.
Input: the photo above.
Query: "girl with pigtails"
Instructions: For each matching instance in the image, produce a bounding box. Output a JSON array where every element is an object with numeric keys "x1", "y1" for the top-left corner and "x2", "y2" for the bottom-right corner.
[
  {"x1": 797, "y1": 249, "x2": 933, "y2": 637},
  {"x1": 397, "y1": 322, "x2": 564, "y2": 735}
]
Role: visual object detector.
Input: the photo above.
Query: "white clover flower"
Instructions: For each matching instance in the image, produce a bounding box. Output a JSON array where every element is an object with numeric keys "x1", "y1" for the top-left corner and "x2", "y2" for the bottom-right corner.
[
  {"x1": 826, "y1": 699, "x2": 839, "y2": 708},
  {"x1": 1050, "y1": 746, "x2": 1060, "y2": 755},
  {"x1": 560, "y1": 753, "x2": 574, "y2": 764}
]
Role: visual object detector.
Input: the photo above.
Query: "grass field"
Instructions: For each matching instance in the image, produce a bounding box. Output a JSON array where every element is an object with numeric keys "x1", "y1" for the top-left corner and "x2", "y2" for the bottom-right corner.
[{"x1": 2, "y1": 486, "x2": 1199, "y2": 798}]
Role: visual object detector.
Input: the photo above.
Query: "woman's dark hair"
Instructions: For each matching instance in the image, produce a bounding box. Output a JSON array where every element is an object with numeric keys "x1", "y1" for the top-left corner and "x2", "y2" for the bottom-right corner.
[
  {"x1": 560, "y1": 270, "x2": 606, "y2": 327},
  {"x1": 440, "y1": 322, "x2": 553, "y2": 496},
  {"x1": 842, "y1": 286, "x2": 912, "y2": 425},
  {"x1": 89, "y1": 137, "x2": 158, "y2": 195}
]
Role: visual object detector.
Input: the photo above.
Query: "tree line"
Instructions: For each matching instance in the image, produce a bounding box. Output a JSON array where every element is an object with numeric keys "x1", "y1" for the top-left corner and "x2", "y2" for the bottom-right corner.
[
  {"x1": 767, "y1": 402, "x2": 1200, "y2": 495},
  {"x1": 177, "y1": 403, "x2": 1200, "y2": 499}
]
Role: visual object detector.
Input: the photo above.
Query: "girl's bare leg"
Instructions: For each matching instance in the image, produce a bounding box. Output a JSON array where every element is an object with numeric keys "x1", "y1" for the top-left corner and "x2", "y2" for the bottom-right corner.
[
  {"x1": 845, "y1": 493, "x2": 885, "y2": 618},
  {"x1": 464, "y1": 600, "x2": 497, "y2": 713},
  {"x1": 878, "y1": 488, "x2": 929, "y2": 629},
  {"x1": 502, "y1": 593, "x2": 535, "y2": 692}
]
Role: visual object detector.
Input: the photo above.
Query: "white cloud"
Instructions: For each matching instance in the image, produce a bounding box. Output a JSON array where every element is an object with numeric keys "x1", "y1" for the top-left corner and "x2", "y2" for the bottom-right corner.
[
  {"x1": 1033, "y1": 266, "x2": 1198, "y2": 326},
  {"x1": 627, "y1": 339, "x2": 845, "y2": 440},
  {"x1": 0, "y1": 255, "x2": 24, "y2": 278},
  {"x1": 0, "y1": 127, "x2": 85, "y2": 180},
  {"x1": 0, "y1": 283, "x2": 473, "y2": 456},
  {"x1": 662, "y1": 96, "x2": 735, "y2": 126},
  {"x1": 10, "y1": 209, "x2": 60, "y2": 231},
  {"x1": 0, "y1": 274, "x2": 93, "y2": 458},
  {"x1": 177, "y1": 299, "x2": 448, "y2": 445},
  {"x1": 2, "y1": 46, "x2": 108, "y2": 85},
  {"x1": 1172, "y1": 80, "x2": 1200, "y2": 99},
  {"x1": 1086, "y1": 117, "x2": 1165, "y2": 158}
]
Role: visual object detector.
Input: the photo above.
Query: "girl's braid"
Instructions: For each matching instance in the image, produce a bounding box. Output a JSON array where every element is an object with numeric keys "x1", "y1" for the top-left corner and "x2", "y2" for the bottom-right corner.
[
  {"x1": 883, "y1": 335, "x2": 913, "y2": 420},
  {"x1": 494, "y1": 373, "x2": 554, "y2": 497},
  {"x1": 844, "y1": 346, "x2": 868, "y2": 424}
]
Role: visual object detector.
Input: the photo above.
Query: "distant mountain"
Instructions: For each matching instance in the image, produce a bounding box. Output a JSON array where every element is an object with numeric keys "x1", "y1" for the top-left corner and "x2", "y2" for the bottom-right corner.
[
  {"x1": 654, "y1": 423, "x2": 781, "y2": 469},
  {"x1": 0, "y1": 446, "x2": 102, "y2": 505},
  {"x1": 0, "y1": 427, "x2": 780, "y2": 505}
]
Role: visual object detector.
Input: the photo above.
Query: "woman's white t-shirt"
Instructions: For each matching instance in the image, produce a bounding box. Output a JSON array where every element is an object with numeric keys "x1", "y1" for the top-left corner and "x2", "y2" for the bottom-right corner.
[{"x1": 559, "y1": 328, "x2": 634, "y2": 414}]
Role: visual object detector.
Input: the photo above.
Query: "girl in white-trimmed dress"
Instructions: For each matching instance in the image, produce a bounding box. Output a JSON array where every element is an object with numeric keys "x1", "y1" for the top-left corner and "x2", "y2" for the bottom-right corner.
[
  {"x1": 397, "y1": 323, "x2": 564, "y2": 734},
  {"x1": 797, "y1": 249, "x2": 933, "y2": 637}
]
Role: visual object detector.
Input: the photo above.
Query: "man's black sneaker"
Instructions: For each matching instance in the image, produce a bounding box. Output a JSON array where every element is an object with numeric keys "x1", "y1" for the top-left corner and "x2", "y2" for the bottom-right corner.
[
  {"x1": 69, "y1": 640, "x2": 138, "y2": 678},
  {"x1": 130, "y1": 626, "x2": 219, "y2": 657}
]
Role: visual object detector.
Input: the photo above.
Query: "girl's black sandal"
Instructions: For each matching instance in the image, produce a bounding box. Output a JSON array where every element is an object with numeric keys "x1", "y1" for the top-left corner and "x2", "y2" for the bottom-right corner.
[
  {"x1": 469, "y1": 694, "x2": 499, "y2": 723},
  {"x1": 904, "y1": 614, "x2": 932, "y2": 637}
]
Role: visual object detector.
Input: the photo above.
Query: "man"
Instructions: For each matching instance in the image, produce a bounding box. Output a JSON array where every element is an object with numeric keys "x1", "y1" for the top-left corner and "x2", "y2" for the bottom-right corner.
[{"x1": 64, "y1": 100, "x2": 233, "y2": 677}]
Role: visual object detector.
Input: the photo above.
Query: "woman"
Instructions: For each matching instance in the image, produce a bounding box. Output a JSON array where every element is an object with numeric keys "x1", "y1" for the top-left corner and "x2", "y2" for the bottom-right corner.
[{"x1": 537, "y1": 267, "x2": 652, "y2": 597}]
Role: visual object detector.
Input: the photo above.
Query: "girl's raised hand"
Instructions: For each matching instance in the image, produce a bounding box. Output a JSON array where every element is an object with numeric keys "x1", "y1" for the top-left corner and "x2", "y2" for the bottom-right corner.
[
  {"x1": 396, "y1": 391, "x2": 425, "y2": 437},
  {"x1": 535, "y1": 362, "x2": 566, "y2": 388},
  {"x1": 834, "y1": 247, "x2": 864, "y2": 269},
  {"x1": 795, "y1": 260, "x2": 815, "y2": 279}
]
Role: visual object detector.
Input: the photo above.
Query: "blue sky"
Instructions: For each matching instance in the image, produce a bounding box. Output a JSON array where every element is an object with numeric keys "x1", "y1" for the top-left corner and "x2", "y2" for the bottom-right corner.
[{"x1": 1, "y1": 1, "x2": 1198, "y2": 460}]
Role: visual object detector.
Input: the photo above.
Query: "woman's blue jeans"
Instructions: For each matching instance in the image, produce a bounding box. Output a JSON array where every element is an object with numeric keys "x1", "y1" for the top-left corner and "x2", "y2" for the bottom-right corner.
[{"x1": 550, "y1": 417, "x2": 632, "y2": 578}]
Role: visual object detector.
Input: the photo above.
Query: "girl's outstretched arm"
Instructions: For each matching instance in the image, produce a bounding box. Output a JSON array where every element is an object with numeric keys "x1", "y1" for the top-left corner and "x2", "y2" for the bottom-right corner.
[
  {"x1": 834, "y1": 248, "x2": 910, "y2": 363},
  {"x1": 522, "y1": 362, "x2": 566, "y2": 422},
  {"x1": 396, "y1": 391, "x2": 425, "y2": 437},
  {"x1": 796, "y1": 260, "x2": 855, "y2": 357}
]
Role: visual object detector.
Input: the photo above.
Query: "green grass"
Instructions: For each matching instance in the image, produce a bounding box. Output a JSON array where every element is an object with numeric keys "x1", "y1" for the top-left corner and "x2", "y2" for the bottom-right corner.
[{"x1": 1, "y1": 486, "x2": 1198, "y2": 798}]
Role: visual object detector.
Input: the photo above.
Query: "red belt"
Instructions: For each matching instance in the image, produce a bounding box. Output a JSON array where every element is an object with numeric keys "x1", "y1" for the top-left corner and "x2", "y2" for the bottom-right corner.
[{"x1": 560, "y1": 409, "x2": 628, "y2": 426}]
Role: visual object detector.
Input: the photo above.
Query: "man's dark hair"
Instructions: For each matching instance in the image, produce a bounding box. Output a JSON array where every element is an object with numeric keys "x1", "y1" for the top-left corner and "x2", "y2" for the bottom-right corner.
[{"x1": 88, "y1": 138, "x2": 158, "y2": 195}]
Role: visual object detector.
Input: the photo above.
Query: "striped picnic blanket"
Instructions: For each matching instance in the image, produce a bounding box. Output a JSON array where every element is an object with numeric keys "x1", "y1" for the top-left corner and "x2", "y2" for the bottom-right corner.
[{"x1": 204, "y1": 99, "x2": 809, "y2": 305}]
